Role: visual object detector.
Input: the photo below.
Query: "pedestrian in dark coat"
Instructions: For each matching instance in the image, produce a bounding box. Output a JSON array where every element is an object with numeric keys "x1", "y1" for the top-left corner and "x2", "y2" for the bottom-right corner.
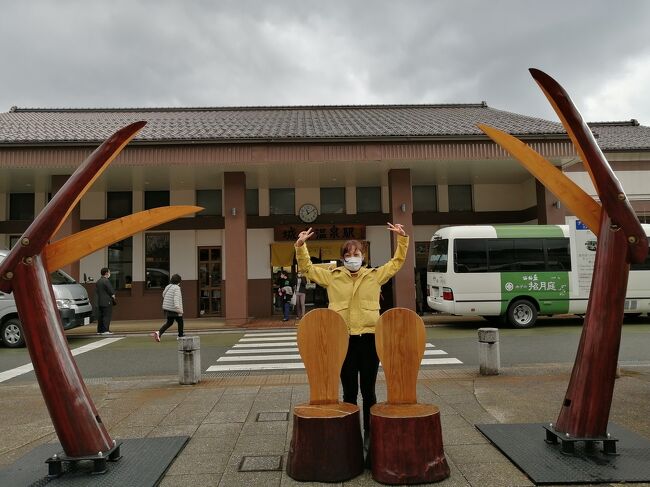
[{"x1": 95, "y1": 267, "x2": 115, "y2": 334}]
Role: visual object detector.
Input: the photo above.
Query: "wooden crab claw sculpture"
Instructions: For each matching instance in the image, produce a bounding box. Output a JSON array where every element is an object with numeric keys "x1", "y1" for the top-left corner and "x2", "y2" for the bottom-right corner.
[
  {"x1": 0, "y1": 121, "x2": 202, "y2": 459},
  {"x1": 478, "y1": 69, "x2": 648, "y2": 440}
]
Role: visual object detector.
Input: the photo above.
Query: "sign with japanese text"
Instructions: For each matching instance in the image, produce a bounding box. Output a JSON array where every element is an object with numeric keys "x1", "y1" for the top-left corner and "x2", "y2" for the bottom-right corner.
[{"x1": 274, "y1": 224, "x2": 366, "y2": 241}]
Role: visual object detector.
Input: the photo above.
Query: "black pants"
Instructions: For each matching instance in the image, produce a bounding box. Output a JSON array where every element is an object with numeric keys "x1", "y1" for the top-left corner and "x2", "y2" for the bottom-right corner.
[
  {"x1": 159, "y1": 311, "x2": 184, "y2": 337},
  {"x1": 340, "y1": 334, "x2": 379, "y2": 431},
  {"x1": 97, "y1": 305, "x2": 112, "y2": 333}
]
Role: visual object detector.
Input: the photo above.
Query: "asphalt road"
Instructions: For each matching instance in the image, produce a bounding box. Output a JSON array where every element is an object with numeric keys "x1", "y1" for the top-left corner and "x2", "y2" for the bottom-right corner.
[{"x1": 1, "y1": 317, "x2": 649, "y2": 384}]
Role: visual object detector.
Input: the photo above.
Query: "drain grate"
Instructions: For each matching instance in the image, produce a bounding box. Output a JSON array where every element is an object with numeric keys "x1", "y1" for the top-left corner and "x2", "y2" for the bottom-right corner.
[
  {"x1": 238, "y1": 455, "x2": 283, "y2": 472},
  {"x1": 256, "y1": 411, "x2": 289, "y2": 422}
]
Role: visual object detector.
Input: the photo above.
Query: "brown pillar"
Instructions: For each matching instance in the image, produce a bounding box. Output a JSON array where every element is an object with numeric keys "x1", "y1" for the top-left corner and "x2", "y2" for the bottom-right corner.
[
  {"x1": 536, "y1": 180, "x2": 566, "y2": 225},
  {"x1": 224, "y1": 172, "x2": 248, "y2": 324},
  {"x1": 388, "y1": 169, "x2": 416, "y2": 310},
  {"x1": 51, "y1": 175, "x2": 80, "y2": 280}
]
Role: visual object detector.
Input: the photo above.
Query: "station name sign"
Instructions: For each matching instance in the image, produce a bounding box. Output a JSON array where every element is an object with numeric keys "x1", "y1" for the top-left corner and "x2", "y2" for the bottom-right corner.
[{"x1": 274, "y1": 224, "x2": 366, "y2": 241}]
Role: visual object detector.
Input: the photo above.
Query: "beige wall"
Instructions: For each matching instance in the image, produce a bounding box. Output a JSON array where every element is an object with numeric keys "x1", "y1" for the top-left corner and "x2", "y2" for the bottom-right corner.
[
  {"x1": 170, "y1": 230, "x2": 198, "y2": 280},
  {"x1": 247, "y1": 229, "x2": 274, "y2": 279},
  {"x1": 171, "y1": 189, "x2": 195, "y2": 215},
  {"x1": 35, "y1": 192, "x2": 47, "y2": 215},
  {"x1": 473, "y1": 180, "x2": 536, "y2": 211},
  {"x1": 259, "y1": 187, "x2": 270, "y2": 216},
  {"x1": 295, "y1": 187, "x2": 319, "y2": 213},
  {"x1": 437, "y1": 185, "x2": 449, "y2": 212},
  {"x1": 346, "y1": 186, "x2": 356, "y2": 214},
  {"x1": 366, "y1": 225, "x2": 391, "y2": 266},
  {"x1": 80, "y1": 191, "x2": 105, "y2": 219},
  {"x1": 567, "y1": 170, "x2": 650, "y2": 200},
  {"x1": 80, "y1": 250, "x2": 105, "y2": 283},
  {"x1": 413, "y1": 225, "x2": 440, "y2": 242}
]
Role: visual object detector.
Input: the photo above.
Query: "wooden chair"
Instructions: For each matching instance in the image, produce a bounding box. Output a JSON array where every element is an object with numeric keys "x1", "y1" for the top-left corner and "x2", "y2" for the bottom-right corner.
[
  {"x1": 286, "y1": 309, "x2": 364, "y2": 482},
  {"x1": 370, "y1": 308, "x2": 450, "y2": 484}
]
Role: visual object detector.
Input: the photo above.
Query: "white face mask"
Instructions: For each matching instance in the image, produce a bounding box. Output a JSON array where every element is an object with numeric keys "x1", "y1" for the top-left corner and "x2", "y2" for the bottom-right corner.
[{"x1": 343, "y1": 256, "x2": 363, "y2": 272}]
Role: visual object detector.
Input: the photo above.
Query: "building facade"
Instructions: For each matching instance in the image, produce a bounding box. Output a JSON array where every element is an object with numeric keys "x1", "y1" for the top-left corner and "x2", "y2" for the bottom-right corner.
[{"x1": 1, "y1": 105, "x2": 648, "y2": 323}]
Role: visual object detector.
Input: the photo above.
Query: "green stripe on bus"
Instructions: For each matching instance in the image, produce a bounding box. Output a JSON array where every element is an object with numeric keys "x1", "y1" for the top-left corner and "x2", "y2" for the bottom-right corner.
[
  {"x1": 494, "y1": 225, "x2": 564, "y2": 238},
  {"x1": 500, "y1": 271, "x2": 570, "y2": 315}
]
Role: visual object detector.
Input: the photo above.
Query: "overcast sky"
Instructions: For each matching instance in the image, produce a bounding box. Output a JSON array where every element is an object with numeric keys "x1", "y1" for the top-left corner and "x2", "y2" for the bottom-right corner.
[{"x1": 2, "y1": 0, "x2": 650, "y2": 124}]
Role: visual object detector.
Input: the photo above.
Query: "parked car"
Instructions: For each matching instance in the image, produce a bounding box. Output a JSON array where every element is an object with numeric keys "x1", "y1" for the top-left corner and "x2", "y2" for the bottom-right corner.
[{"x1": 0, "y1": 249, "x2": 94, "y2": 348}]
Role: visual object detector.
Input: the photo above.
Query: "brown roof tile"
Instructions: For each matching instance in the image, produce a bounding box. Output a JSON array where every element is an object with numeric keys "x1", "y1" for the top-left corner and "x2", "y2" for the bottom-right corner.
[{"x1": 0, "y1": 103, "x2": 565, "y2": 144}]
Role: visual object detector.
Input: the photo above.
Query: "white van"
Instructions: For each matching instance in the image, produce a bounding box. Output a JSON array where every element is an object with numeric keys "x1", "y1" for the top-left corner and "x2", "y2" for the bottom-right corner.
[{"x1": 0, "y1": 249, "x2": 94, "y2": 348}]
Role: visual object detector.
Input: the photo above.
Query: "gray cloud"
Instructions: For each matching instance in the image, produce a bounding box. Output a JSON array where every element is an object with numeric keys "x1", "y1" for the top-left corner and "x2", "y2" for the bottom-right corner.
[{"x1": 2, "y1": 0, "x2": 650, "y2": 124}]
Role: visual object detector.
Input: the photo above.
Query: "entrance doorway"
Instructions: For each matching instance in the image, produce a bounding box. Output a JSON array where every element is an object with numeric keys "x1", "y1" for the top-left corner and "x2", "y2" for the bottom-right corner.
[{"x1": 198, "y1": 247, "x2": 223, "y2": 316}]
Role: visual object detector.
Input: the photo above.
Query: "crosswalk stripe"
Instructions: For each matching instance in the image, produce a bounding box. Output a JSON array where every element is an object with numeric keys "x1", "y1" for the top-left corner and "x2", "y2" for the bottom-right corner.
[
  {"x1": 207, "y1": 363, "x2": 305, "y2": 372},
  {"x1": 233, "y1": 342, "x2": 297, "y2": 348},
  {"x1": 243, "y1": 332, "x2": 296, "y2": 338},
  {"x1": 217, "y1": 354, "x2": 300, "y2": 362},
  {"x1": 421, "y1": 358, "x2": 463, "y2": 365},
  {"x1": 227, "y1": 347, "x2": 299, "y2": 354},
  {"x1": 424, "y1": 350, "x2": 447, "y2": 355},
  {"x1": 240, "y1": 336, "x2": 299, "y2": 342}
]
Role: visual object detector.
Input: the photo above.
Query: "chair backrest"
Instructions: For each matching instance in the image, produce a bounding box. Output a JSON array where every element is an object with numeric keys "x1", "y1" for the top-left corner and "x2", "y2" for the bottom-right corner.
[
  {"x1": 297, "y1": 308, "x2": 349, "y2": 405},
  {"x1": 375, "y1": 308, "x2": 425, "y2": 404}
]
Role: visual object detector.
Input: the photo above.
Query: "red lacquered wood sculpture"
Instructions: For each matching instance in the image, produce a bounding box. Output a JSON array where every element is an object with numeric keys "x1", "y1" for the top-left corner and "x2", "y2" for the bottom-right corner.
[
  {"x1": 479, "y1": 69, "x2": 648, "y2": 444},
  {"x1": 370, "y1": 308, "x2": 450, "y2": 484},
  {"x1": 286, "y1": 309, "x2": 364, "y2": 482},
  {"x1": 0, "y1": 121, "x2": 202, "y2": 461}
]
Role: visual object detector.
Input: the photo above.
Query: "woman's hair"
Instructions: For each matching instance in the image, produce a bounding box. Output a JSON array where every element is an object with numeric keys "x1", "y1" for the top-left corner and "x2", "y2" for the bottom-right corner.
[
  {"x1": 170, "y1": 274, "x2": 182, "y2": 285},
  {"x1": 340, "y1": 240, "x2": 365, "y2": 259}
]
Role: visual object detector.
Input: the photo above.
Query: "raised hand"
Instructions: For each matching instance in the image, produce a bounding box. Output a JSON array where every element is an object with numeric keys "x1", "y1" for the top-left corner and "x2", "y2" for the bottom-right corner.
[
  {"x1": 387, "y1": 222, "x2": 406, "y2": 236},
  {"x1": 295, "y1": 228, "x2": 315, "y2": 247}
]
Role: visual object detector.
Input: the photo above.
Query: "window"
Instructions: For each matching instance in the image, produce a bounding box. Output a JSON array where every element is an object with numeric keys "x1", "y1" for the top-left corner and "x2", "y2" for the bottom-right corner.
[
  {"x1": 269, "y1": 188, "x2": 295, "y2": 215},
  {"x1": 457, "y1": 237, "x2": 571, "y2": 273},
  {"x1": 196, "y1": 190, "x2": 222, "y2": 216},
  {"x1": 546, "y1": 238, "x2": 571, "y2": 271},
  {"x1": 246, "y1": 189, "x2": 259, "y2": 216},
  {"x1": 412, "y1": 186, "x2": 437, "y2": 212},
  {"x1": 108, "y1": 238, "x2": 133, "y2": 290},
  {"x1": 145, "y1": 233, "x2": 170, "y2": 289},
  {"x1": 9, "y1": 193, "x2": 35, "y2": 220},
  {"x1": 9, "y1": 235, "x2": 20, "y2": 249},
  {"x1": 320, "y1": 187, "x2": 345, "y2": 214},
  {"x1": 356, "y1": 187, "x2": 381, "y2": 213},
  {"x1": 144, "y1": 191, "x2": 169, "y2": 210},
  {"x1": 449, "y1": 185, "x2": 473, "y2": 212},
  {"x1": 107, "y1": 192, "x2": 132, "y2": 218},
  {"x1": 427, "y1": 238, "x2": 448, "y2": 273},
  {"x1": 455, "y1": 239, "x2": 488, "y2": 273}
]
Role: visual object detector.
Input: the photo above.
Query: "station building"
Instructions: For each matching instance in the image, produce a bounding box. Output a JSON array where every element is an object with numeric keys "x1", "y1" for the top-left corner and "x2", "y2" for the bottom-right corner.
[{"x1": 0, "y1": 104, "x2": 648, "y2": 323}]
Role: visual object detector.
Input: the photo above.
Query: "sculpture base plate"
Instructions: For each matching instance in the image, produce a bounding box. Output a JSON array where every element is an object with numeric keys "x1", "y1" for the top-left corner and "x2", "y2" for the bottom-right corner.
[
  {"x1": 476, "y1": 422, "x2": 650, "y2": 484},
  {"x1": 0, "y1": 436, "x2": 188, "y2": 487}
]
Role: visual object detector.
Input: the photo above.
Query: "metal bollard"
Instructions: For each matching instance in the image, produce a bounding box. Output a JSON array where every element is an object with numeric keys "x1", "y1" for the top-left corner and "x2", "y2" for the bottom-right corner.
[
  {"x1": 178, "y1": 336, "x2": 201, "y2": 385},
  {"x1": 478, "y1": 328, "x2": 500, "y2": 376}
]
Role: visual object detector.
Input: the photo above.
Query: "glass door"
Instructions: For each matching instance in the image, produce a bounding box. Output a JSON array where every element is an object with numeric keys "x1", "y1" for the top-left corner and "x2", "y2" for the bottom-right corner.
[{"x1": 198, "y1": 247, "x2": 222, "y2": 316}]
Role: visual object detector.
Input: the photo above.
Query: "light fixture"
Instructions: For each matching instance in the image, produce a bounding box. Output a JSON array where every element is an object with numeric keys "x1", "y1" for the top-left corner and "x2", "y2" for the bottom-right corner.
[
  {"x1": 231, "y1": 207, "x2": 237, "y2": 216},
  {"x1": 552, "y1": 201, "x2": 561, "y2": 209},
  {"x1": 400, "y1": 203, "x2": 407, "y2": 213}
]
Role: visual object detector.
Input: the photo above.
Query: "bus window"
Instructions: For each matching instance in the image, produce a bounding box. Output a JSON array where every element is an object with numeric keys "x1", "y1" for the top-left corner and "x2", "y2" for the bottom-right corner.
[
  {"x1": 546, "y1": 238, "x2": 571, "y2": 271},
  {"x1": 487, "y1": 239, "x2": 515, "y2": 271},
  {"x1": 514, "y1": 239, "x2": 545, "y2": 271},
  {"x1": 455, "y1": 239, "x2": 487, "y2": 273},
  {"x1": 428, "y1": 238, "x2": 448, "y2": 273}
]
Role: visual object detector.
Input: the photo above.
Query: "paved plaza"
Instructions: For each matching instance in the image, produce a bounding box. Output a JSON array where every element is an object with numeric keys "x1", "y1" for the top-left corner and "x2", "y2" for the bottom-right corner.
[{"x1": 1, "y1": 318, "x2": 649, "y2": 486}]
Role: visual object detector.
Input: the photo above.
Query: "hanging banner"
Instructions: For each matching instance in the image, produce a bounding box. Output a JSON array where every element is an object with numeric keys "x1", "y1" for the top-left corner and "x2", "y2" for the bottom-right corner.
[{"x1": 274, "y1": 224, "x2": 366, "y2": 241}]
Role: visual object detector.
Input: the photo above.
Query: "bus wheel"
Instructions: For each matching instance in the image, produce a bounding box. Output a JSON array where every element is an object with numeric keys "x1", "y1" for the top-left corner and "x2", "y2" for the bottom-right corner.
[{"x1": 507, "y1": 299, "x2": 537, "y2": 328}]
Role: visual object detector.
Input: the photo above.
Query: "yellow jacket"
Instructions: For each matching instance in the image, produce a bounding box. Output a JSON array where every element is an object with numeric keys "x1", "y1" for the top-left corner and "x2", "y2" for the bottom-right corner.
[{"x1": 295, "y1": 235, "x2": 409, "y2": 335}]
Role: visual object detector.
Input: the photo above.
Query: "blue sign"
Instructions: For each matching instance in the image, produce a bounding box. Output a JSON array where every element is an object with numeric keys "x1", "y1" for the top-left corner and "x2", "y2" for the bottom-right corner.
[{"x1": 575, "y1": 220, "x2": 589, "y2": 230}]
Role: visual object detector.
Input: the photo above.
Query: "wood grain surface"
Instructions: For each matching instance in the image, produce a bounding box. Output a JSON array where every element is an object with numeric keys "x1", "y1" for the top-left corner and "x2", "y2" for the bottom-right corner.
[
  {"x1": 297, "y1": 308, "x2": 349, "y2": 405},
  {"x1": 375, "y1": 307, "x2": 425, "y2": 404}
]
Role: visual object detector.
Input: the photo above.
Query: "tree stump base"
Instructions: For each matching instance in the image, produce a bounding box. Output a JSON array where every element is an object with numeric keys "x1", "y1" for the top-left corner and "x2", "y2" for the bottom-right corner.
[
  {"x1": 286, "y1": 402, "x2": 364, "y2": 482},
  {"x1": 370, "y1": 403, "x2": 450, "y2": 484}
]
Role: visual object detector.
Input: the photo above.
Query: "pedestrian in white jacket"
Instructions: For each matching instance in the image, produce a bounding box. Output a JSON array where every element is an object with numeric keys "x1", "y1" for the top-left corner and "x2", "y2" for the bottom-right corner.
[{"x1": 152, "y1": 274, "x2": 184, "y2": 342}]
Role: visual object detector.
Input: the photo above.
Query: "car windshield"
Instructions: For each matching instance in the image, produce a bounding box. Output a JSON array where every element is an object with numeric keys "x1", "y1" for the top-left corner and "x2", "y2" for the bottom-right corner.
[{"x1": 50, "y1": 269, "x2": 76, "y2": 285}]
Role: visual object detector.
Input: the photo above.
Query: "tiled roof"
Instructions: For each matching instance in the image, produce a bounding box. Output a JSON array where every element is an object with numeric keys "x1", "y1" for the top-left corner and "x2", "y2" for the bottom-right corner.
[
  {"x1": 588, "y1": 120, "x2": 650, "y2": 151},
  {"x1": 0, "y1": 103, "x2": 566, "y2": 144}
]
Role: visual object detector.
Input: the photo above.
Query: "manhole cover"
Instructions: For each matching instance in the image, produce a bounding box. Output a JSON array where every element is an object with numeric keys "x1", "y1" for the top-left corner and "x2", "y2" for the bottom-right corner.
[
  {"x1": 239, "y1": 455, "x2": 283, "y2": 472},
  {"x1": 256, "y1": 411, "x2": 289, "y2": 422}
]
